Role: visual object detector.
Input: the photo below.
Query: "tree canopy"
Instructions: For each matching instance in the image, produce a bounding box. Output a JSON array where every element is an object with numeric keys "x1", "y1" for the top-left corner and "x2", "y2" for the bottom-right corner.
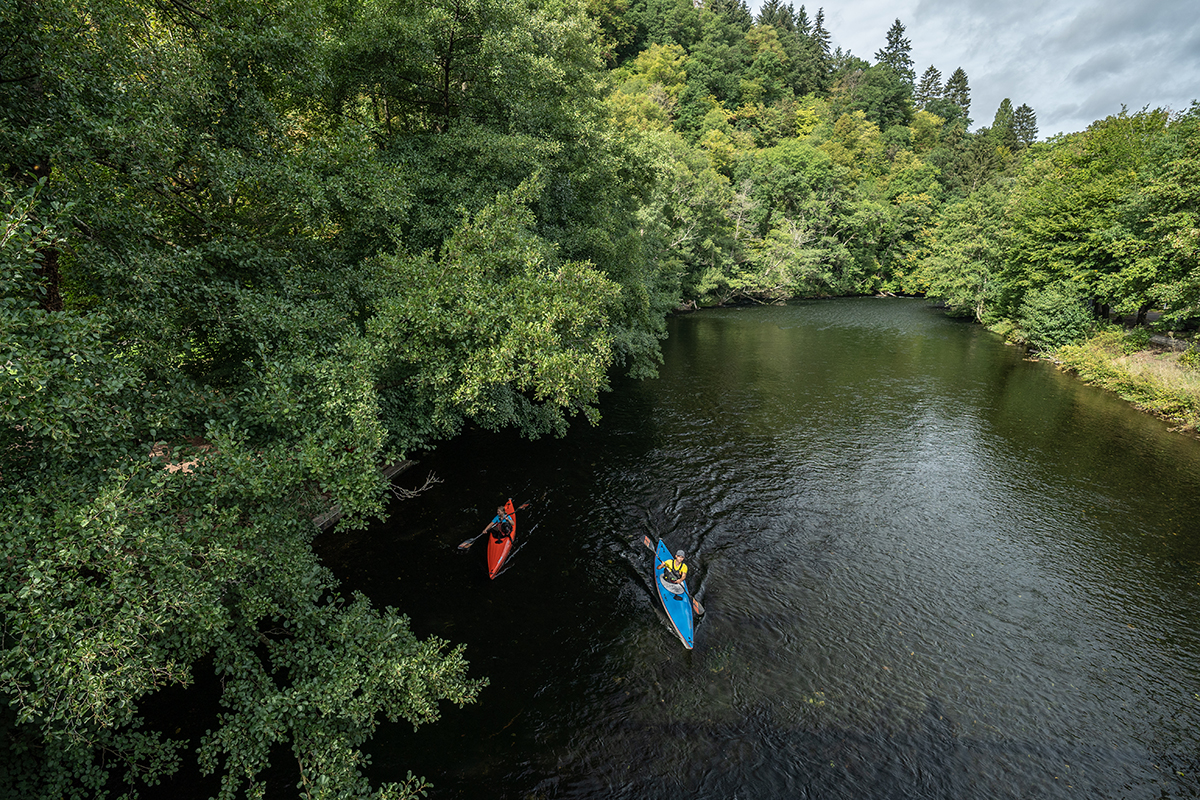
[{"x1": 1, "y1": 0, "x2": 643, "y2": 795}]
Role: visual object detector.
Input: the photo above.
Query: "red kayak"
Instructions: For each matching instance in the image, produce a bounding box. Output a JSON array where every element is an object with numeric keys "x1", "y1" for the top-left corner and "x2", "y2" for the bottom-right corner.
[{"x1": 486, "y1": 499, "x2": 517, "y2": 579}]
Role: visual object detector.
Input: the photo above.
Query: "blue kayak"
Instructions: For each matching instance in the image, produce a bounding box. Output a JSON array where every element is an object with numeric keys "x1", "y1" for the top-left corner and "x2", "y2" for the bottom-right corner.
[{"x1": 654, "y1": 539, "x2": 694, "y2": 649}]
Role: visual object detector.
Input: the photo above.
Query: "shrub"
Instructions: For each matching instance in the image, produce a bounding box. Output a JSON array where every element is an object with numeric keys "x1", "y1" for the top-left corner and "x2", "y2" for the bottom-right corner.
[
  {"x1": 1018, "y1": 284, "x2": 1093, "y2": 352},
  {"x1": 1122, "y1": 327, "x2": 1153, "y2": 354}
]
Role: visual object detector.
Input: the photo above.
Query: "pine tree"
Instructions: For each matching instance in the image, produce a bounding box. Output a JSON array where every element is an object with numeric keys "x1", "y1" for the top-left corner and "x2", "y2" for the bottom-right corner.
[
  {"x1": 1013, "y1": 103, "x2": 1038, "y2": 147},
  {"x1": 707, "y1": 0, "x2": 753, "y2": 31},
  {"x1": 812, "y1": 8, "x2": 831, "y2": 59},
  {"x1": 794, "y1": 4, "x2": 811, "y2": 35},
  {"x1": 943, "y1": 66, "x2": 971, "y2": 121},
  {"x1": 757, "y1": 0, "x2": 818, "y2": 98},
  {"x1": 874, "y1": 19, "x2": 914, "y2": 86},
  {"x1": 992, "y1": 98, "x2": 1018, "y2": 151},
  {"x1": 757, "y1": 0, "x2": 792, "y2": 30},
  {"x1": 783, "y1": 6, "x2": 830, "y2": 95},
  {"x1": 914, "y1": 65, "x2": 942, "y2": 110}
]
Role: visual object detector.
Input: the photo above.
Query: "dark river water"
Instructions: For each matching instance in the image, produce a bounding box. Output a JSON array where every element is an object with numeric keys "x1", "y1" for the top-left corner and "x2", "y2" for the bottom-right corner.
[{"x1": 318, "y1": 298, "x2": 1200, "y2": 800}]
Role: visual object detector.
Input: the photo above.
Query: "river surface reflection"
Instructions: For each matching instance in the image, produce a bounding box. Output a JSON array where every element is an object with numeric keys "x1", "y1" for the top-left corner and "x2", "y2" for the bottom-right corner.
[{"x1": 321, "y1": 298, "x2": 1200, "y2": 799}]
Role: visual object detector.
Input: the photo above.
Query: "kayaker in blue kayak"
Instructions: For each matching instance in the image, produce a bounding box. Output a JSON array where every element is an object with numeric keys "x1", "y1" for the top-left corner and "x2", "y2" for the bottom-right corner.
[{"x1": 661, "y1": 550, "x2": 688, "y2": 594}]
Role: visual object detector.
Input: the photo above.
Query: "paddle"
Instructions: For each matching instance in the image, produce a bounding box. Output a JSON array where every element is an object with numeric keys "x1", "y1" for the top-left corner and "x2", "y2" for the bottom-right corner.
[
  {"x1": 458, "y1": 502, "x2": 530, "y2": 550},
  {"x1": 641, "y1": 536, "x2": 704, "y2": 616}
]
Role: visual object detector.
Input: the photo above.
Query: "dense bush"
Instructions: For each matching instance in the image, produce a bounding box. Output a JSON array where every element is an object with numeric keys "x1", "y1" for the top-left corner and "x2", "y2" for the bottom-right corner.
[
  {"x1": 1122, "y1": 327, "x2": 1153, "y2": 354},
  {"x1": 1017, "y1": 285, "x2": 1094, "y2": 352}
]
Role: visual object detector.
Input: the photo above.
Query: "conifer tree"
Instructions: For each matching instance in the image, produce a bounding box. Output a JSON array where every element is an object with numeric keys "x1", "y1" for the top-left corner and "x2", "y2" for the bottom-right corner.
[
  {"x1": 774, "y1": 4, "x2": 830, "y2": 96},
  {"x1": 1013, "y1": 103, "x2": 1038, "y2": 147},
  {"x1": 757, "y1": 0, "x2": 792, "y2": 30},
  {"x1": 943, "y1": 66, "x2": 971, "y2": 122},
  {"x1": 992, "y1": 98, "x2": 1018, "y2": 151},
  {"x1": 813, "y1": 8, "x2": 831, "y2": 59},
  {"x1": 707, "y1": 0, "x2": 753, "y2": 31},
  {"x1": 874, "y1": 19, "x2": 914, "y2": 86},
  {"x1": 915, "y1": 65, "x2": 942, "y2": 110},
  {"x1": 759, "y1": 2, "x2": 827, "y2": 97},
  {"x1": 794, "y1": 3, "x2": 811, "y2": 35},
  {"x1": 810, "y1": 7, "x2": 832, "y2": 89}
]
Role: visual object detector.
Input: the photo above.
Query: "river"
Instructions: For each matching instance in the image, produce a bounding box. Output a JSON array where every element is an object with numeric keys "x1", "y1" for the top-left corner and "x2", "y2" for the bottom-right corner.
[{"x1": 317, "y1": 297, "x2": 1200, "y2": 799}]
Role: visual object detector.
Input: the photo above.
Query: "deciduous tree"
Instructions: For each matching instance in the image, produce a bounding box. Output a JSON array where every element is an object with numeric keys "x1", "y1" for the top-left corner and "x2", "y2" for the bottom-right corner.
[{"x1": 905, "y1": 186, "x2": 1007, "y2": 321}]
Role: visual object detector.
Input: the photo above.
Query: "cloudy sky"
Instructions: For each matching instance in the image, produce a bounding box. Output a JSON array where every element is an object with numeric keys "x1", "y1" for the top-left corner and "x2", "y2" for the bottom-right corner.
[{"x1": 789, "y1": 0, "x2": 1200, "y2": 137}]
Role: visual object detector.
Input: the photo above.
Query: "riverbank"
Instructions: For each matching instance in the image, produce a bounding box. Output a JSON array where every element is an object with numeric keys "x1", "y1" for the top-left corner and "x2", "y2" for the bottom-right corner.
[{"x1": 1049, "y1": 328, "x2": 1200, "y2": 434}]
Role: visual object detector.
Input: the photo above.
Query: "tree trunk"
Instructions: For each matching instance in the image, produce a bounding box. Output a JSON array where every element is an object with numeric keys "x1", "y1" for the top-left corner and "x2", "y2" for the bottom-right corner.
[{"x1": 36, "y1": 244, "x2": 64, "y2": 312}]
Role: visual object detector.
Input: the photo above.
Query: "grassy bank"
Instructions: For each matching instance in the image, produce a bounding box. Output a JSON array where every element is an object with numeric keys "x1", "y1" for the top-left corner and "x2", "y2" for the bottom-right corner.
[{"x1": 1052, "y1": 329, "x2": 1200, "y2": 433}]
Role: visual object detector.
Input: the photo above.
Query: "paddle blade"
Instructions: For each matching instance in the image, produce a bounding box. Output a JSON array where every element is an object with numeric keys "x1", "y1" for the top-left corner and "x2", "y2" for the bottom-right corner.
[
  {"x1": 692, "y1": 597, "x2": 705, "y2": 615},
  {"x1": 642, "y1": 535, "x2": 654, "y2": 550},
  {"x1": 457, "y1": 539, "x2": 475, "y2": 550}
]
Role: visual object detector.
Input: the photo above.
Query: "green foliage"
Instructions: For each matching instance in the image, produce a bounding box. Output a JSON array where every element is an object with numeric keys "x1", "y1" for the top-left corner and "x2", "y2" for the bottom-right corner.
[
  {"x1": 1111, "y1": 106, "x2": 1200, "y2": 324},
  {"x1": 942, "y1": 67, "x2": 971, "y2": 124},
  {"x1": 1, "y1": 185, "x2": 488, "y2": 800},
  {"x1": 370, "y1": 179, "x2": 622, "y2": 437},
  {"x1": 820, "y1": 111, "x2": 885, "y2": 178},
  {"x1": 7, "y1": 0, "x2": 1196, "y2": 791},
  {"x1": 628, "y1": 128, "x2": 735, "y2": 302},
  {"x1": 914, "y1": 65, "x2": 942, "y2": 110},
  {"x1": 1121, "y1": 327, "x2": 1153, "y2": 354},
  {"x1": 753, "y1": 2, "x2": 831, "y2": 97},
  {"x1": 1013, "y1": 103, "x2": 1038, "y2": 147},
  {"x1": 829, "y1": 64, "x2": 914, "y2": 130},
  {"x1": 905, "y1": 187, "x2": 1004, "y2": 320},
  {"x1": 1001, "y1": 108, "x2": 1176, "y2": 319},
  {"x1": 906, "y1": 95, "x2": 1200, "y2": 366},
  {"x1": 1017, "y1": 283, "x2": 1094, "y2": 351},
  {"x1": 924, "y1": 97, "x2": 967, "y2": 131},
  {"x1": 608, "y1": 43, "x2": 689, "y2": 130},
  {"x1": 720, "y1": 137, "x2": 855, "y2": 299}
]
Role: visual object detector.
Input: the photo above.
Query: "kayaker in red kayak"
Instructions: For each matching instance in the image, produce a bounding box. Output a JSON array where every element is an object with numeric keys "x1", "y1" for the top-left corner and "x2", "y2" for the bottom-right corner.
[{"x1": 483, "y1": 505, "x2": 513, "y2": 541}]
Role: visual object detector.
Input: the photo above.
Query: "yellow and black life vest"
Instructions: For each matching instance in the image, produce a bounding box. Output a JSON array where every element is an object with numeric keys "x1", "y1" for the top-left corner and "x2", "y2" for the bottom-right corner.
[{"x1": 662, "y1": 559, "x2": 687, "y2": 580}]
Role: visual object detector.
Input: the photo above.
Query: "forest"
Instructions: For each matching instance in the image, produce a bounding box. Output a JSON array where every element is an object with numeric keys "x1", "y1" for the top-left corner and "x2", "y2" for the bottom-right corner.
[{"x1": 2, "y1": 0, "x2": 1198, "y2": 797}]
